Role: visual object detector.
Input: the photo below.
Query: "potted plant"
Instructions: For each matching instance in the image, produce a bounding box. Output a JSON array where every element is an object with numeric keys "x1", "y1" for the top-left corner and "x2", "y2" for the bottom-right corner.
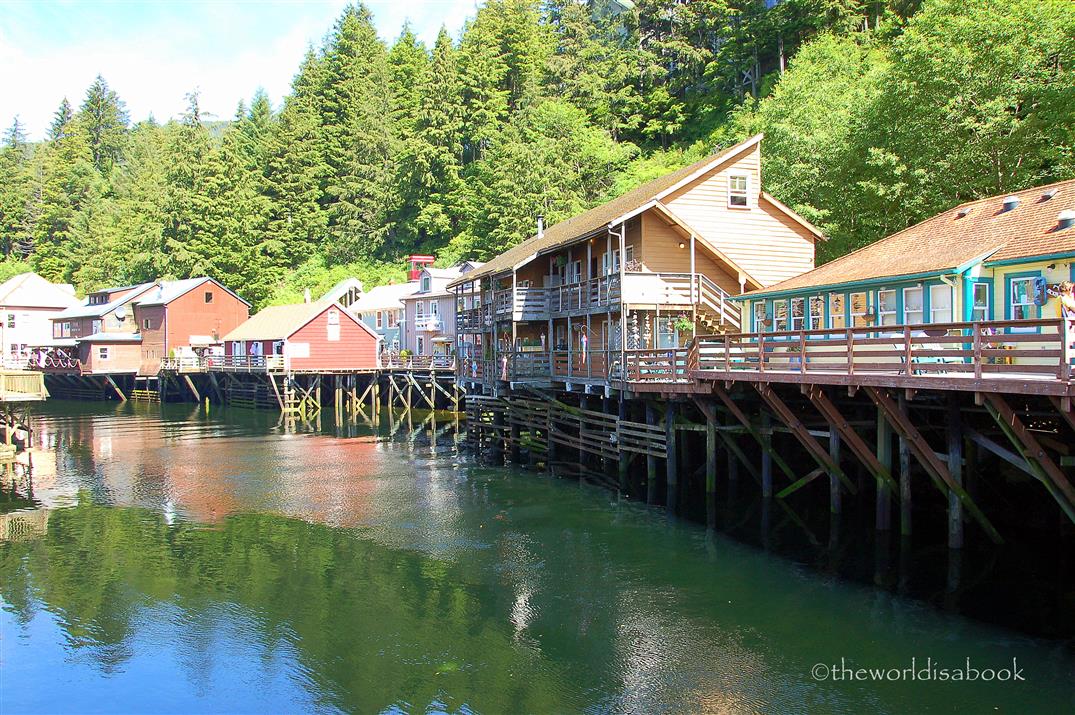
[{"x1": 672, "y1": 315, "x2": 694, "y2": 338}]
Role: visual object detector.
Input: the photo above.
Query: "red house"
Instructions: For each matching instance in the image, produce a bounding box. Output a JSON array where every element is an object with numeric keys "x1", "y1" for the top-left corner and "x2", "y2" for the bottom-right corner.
[
  {"x1": 220, "y1": 301, "x2": 380, "y2": 372},
  {"x1": 132, "y1": 277, "x2": 250, "y2": 374}
]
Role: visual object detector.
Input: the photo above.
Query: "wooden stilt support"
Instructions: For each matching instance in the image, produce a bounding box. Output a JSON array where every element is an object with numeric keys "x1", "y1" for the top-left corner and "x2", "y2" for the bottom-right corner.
[
  {"x1": 829, "y1": 428, "x2": 842, "y2": 514},
  {"x1": 646, "y1": 402, "x2": 658, "y2": 504},
  {"x1": 183, "y1": 374, "x2": 201, "y2": 402},
  {"x1": 665, "y1": 401, "x2": 678, "y2": 512},
  {"x1": 705, "y1": 402, "x2": 717, "y2": 527},
  {"x1": 104, "y1": 375, "x2": 127, "y2": 402},
  {"x1": 947, "y1": 395, "x2": 964, "y2": 550},
  {"x1": 876, "y1": 408, "x2": 893, "y2": 531},
  {"x1": 760, "y1": 412, "x2": 773, "y2": 498},
  {"x1": 618, "y1": 398, "x2": 629, "y2": 492},
  {"x1": 984, "y1": 393, "x2": 1075, "y2": 524},
  {"x1": 754, "y1": 383, "x2": 855, "y2": 498},
  {"x1": 711, "y1": 385, "x2": 796, "y2": 482},
  {"x1": 864, "y1": 386, "x2": 1001, "y2": 544},
  {"x1": 898, "y1": 393, "x2": 912, "y2": 536},
  {"x1": 804, "y1": 385, "x2": 898, "y2": 493}
]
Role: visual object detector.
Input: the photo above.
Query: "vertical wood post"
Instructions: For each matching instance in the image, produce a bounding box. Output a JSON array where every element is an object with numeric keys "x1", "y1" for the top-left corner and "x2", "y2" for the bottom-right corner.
[
  {"x1": 898, "y1": 393, "x2": 912, "y2": 536},
  {"x1": 829, "y1": 428, "x2": 842, "y2": 514},
  {"x1": 665, "y1": 401, "x2": 678, "y2": 512},
  {"x1": 947, "y1": 395, "x2": 964, "y2": 549},
  {"x1": 618, "y1": 398, "x2": 629, "y2": 492},
  {"x1": 876, "y1": 408, "x2": 893, "y2": 531},
  {"x1": 646, "y1": 401, "x2": 658, "y2": 504},
  {"x1": 706, "y1": 404, "x2": 717, "y2": 528},
  {"x1": 760, "y1": 412, "x2": 773, "y2": 499}
]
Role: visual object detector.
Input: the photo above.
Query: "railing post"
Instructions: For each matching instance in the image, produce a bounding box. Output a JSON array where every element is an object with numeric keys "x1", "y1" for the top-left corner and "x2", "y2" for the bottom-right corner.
[
  {"x1": 903, "y1": 325, "x2": 913, "y2": 376},
  {"x1": 758, "y1": 333, "x2": 765, "y2": 373},
  {"x1": 847, "y1": 329, "x2": 855, "y2": 376},
  {"x1": 1062, "y1": 318, "x2": 1071, "y2": 383},
  {"x1": 973, "y1": 322, "x2": 983, "y2": 379}
]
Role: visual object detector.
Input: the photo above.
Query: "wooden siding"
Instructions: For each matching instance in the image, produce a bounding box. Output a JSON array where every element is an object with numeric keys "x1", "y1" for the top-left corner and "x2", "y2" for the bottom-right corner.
[
  {"x1": 78, "y1": 341, "x2": 141, "y2": 374},
  {"x1": 637, "y1": 213, "x2": 742, "y2": 296},
  {"x1": 402, "y1": 294, "x2": 456, "y2": 353},
  {"x1": 287, "y1": 307, "x2": 378, "y2": 371},
  {"x1": 664, "y1": 143, "x2": 816, "y2": 287},
  {"x1": 136, "y1": 305, "x2": 167, "y2": 375}
]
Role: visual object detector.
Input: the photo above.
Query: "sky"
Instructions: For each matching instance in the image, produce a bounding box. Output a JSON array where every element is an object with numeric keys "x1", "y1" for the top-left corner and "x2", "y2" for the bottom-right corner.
[{"x1": 0, "y1": 0, "x2": 478, "y2": 140}]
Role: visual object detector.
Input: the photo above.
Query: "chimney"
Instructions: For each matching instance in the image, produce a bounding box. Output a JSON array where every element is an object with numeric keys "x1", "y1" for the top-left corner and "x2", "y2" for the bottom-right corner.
[
  {"x1": 303, "y1": 288, "x2": 311, "y2": 304},
  {"x1": 1059, "y1": 210, "x2": 1075, "y2": 231},
  {"x1": 1001, "y1": 195, "x2": 1020, "y2": 212},
  {"x1": 537, "y1": 215, "x2": 545, "y2": 239}
]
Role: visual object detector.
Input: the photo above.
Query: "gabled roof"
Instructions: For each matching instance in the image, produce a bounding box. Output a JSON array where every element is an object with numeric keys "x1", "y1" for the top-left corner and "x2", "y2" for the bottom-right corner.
[
  {"x1": 351, "y1": 282, "x2": 418, "y2": 313},
  {"x1": 55, "y1": 281, "x2": 157, "y2": 320},
  {"x1": 134, "y1": 277, "x2": 251, "y2": 307},
  {"x1": 321, "y1": 277, "x2": 365, "y2": 304},
  {"x1": 447, "y1": 134, "x2": 820, "y2": 289},
  {"x1": 745, "y1": 178, "x2": 1075, "y2": 299},
  {"x1": 0, "y1": 272, "x2": 78, "y2": 309},
  {"x1": 222, "y1": 300, "x2": 377, "y2": 342}
]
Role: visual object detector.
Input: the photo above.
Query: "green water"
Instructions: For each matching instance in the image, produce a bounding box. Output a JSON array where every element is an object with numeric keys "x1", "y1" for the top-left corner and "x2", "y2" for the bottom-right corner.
[{"x1": 0, "y1": 402, "x2": 1072, "y2": 714}]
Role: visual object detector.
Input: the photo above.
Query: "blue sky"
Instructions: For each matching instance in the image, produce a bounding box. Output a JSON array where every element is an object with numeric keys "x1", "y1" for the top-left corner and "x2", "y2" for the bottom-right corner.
[{"x1": 1, "y1": 1, "x2": 478, "y2": 140}]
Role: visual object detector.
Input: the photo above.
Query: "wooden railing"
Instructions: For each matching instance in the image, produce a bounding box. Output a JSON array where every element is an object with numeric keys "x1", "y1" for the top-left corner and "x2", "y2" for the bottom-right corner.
[
  {"x1": 205, "y1": 355, "x2": 286, "y2": 372},
  {"x1": 29, "y1": 352, "x2": 81, "y2": 373},
  {"x1": 160, "y1": 356, "x2": 208, "y2": 372},
  {"x1": 618, "y1": 349, "x2": 692, "y2": 382},
  {"x1": 0, "y1": 371, "x2": 48, "y2": 401},
  {"x1": 549, "y1": 276, "x2": 620, "y2": 314},
  {"x1": 380, "y1": 354, "x2": 456, "y2": 370},
  {"x1": 693, "y1": 318, "x2": 1072, "y2": 385}
]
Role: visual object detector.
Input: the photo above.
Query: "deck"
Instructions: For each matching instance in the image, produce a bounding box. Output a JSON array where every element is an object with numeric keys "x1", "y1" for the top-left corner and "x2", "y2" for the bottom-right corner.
[{"x1": 0, "y1": 371, "x2": 48, "y2": 402}]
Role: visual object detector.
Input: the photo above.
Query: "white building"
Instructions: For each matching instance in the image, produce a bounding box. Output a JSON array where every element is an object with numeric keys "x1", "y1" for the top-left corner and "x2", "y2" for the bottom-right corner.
[{"x1": 0, "y1": 273, "x2": 79, "y2": 368}]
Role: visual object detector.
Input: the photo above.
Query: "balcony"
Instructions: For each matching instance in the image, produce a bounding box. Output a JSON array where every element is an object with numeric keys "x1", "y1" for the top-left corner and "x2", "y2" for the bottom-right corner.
[{"x1": 415, "y1": 314, "x2": 444, "y2": 332}]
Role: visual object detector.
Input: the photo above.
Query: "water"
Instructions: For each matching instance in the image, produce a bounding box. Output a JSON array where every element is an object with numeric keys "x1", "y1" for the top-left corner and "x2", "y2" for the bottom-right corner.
[{"x1": 1, "y1": 402, "x2": 1072, "y2": 713}]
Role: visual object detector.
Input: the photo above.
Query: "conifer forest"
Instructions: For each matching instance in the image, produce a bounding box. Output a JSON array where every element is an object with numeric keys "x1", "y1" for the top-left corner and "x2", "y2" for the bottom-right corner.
[{"x1": 1, "y1": 0, "x2": 1072, "y2": 308}]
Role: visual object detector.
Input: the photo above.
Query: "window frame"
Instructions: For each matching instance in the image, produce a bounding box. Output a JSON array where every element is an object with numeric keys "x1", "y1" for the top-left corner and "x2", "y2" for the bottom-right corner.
[
  {"x1": 1005, "y1": 271, "x2": 1041, "y2": 332},
  {"x1": 204, "y1": 291, "x2": 214, "y2": 304},
  {"x1": 877, "y1": 289, "x2": 898, "y2": 326},
  {"x1": 970, "y1": 281, "x2": 991, "y2": 323},
  {"x1": 98, "y1": 346, "x2": 109, "y2": 360},
  {"x1": 829, "y1": 293, "x2": 846, "y2": 330},
  {"x1": 849, "y1": 291, "x2": 868, "y2": 328},
  {"x1": 929, "y1": 284, "x2": 953, "y2": 324},
  {"x1": 728, "y1": 174, "x2": 749, "y2": 208},
  {"x1": 903, "y1": 286, "x2": 924, "y2": 325}
]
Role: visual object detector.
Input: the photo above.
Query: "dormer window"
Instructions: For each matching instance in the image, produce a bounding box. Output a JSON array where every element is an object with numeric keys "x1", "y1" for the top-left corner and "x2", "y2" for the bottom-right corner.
[
  {"x1": 728, "y1": 175, "x2": 749, "y2": 208},
  {"x1": 420, "y1": 275, "x2": 431, "y2": 292}
]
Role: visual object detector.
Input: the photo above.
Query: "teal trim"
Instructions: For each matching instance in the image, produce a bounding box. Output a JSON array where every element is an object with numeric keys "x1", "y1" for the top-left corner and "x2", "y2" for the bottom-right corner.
[
  {"x1": 1004, "y1": 270, "x2": 1042, "y2": 333},
  {"x1": 734, "y1": 269, "x2": 951, "y2": 302},
  {"x1": 968, "y1": 278, "x2": 994, "y2": 322},
  {"x1": 985, "y1": 251, "x2": 1075, "y2": 268}
]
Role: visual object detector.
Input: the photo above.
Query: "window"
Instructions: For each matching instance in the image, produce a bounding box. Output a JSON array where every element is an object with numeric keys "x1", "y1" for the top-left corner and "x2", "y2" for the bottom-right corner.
[
  {"x1": 327, "y1": 309, "x2": 340, "y2": 341},
  {"x1": 753, "y1": 301, "x2": 767, "y2": 332},
  {"x1": 92, "y1": 319, "x2": 103, "y2": 335},
  {"x1": 376, "y1": 311, "x2": 384, "y2": 329},
  {"x1": 971, "y1": 283, "x2": 990, "y2": 322},
  {"x1": 388, "y1": 310, "x2": 398, "y2": 328},
  {"x1": 5, "y1": 313, "x2": 13, "y2": 329},
  {"x1": 204, "y1": 291, "x2": 213, "y2": 304},
  {"x1": 773, "y1": 299, "x2": 788, "y2": 332},
  {"x1": 417, "y1": 336, "x2": 425, "y2": 356},
  {"x1": 849, "y1": 292, "x2": 868, "y2": 327},
  {"x1": 231, "y1": 341, "x2": 242, "y2": 355},
  {"x1": 569, "y1": 260, "x2": 582, "y2": 284},
  {"x1": 420, "y1": 275, "x2": 431, "y2": 292},
  {"x1": 877, "y1": 290, "x2": 897, "y2": 326},
  {"x1": 429, "y1": 301, "x2": 439, "y2": 317},
  {"x1": 1009, "y1": 276, "x2": 1037, "y2": 321},
  {"x1": 929, "y1": 285, "x2": 953, "y2": 323},
  {"x1": 789, "y1": 297, "x2": 805, "y2": 331},
  {"x1": 903, "y1": 287, "x2": 924, "y2": 324},
  {"x1": 98, "y1": 346, "x2": 109, "y2": 360},
  {"x1": 728, "y1": 174, "x2": 749, "y2": 208},
  {"x1": 809, "y1": 296, "x2": 824, "y2": 331},
  {"x1": 416, "y1": 301, "x2": 425, "y2": 318},
  {"x1": 142, "y1": 318, "x2": 152, "y2": 330},
  {"x1": 829, "y1": 294, "x2": 846, "y2": 329}
]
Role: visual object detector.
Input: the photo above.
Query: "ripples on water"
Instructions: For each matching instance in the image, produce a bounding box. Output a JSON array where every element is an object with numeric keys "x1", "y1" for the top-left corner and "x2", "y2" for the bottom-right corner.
[{"x1": 0, "y1": 402, "x2": 1073, "y2": 714}]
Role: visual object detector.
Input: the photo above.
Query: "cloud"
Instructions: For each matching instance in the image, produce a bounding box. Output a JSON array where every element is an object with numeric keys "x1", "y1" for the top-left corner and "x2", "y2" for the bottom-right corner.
[{"x1": 0, "y1": 0, "x2": 478, "y2": 140}]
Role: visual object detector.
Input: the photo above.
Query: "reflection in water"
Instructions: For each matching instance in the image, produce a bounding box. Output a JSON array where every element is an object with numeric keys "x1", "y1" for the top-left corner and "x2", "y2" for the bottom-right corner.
[{"x1": 1, "y1": 402, "x2": 1073, "y2": 714}]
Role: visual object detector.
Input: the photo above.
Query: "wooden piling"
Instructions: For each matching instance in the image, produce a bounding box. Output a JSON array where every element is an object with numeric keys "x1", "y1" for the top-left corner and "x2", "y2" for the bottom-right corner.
[
  {"x1": 898, "y1": 393, "x2": 912, "y2": 536},
  {"x1": 760, "y1": 412, "x2": 772, "y2": 499},
  {"x1": 705, "y1": 406, "x2": 717, "y2": 528},
  {"x1": 876, "y1": 408, "x2": 893, "y2": 531},
  {"x1": 618, "y1": 398, "x2": 629, "y2": 492},
  {"x1": 829, "y1": 429, "x2": 842, "y2": 514},
  {"x1": 646, "y1": 402, "x2": 658, "y2": 504},
  {"x1": 665, "y1": 401, "x2": 678, "y2": 512},
  {"x1": 947, "y1": 395, "x2": 964, "y2": 550}
]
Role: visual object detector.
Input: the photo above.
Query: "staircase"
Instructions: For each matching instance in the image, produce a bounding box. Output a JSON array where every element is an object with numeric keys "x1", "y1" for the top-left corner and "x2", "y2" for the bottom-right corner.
[{"x1": 694, "y1": 274, "x2": 741, "y2": 334}]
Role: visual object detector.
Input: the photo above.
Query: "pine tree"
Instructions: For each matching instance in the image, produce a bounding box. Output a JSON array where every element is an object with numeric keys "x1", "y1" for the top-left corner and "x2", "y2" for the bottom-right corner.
[
  {"x1": 49, "y1": 99, "x2": 74, "y2": 141},
  {"x1": 318, "y1": 3, "x2": 397, "y2": 261},
  {"x1": 78, "y1": 75, "x2": 130, "y2": 173}
]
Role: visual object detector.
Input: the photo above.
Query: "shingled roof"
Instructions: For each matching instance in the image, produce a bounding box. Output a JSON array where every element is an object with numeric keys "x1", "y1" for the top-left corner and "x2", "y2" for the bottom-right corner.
[
  {"x1": 448, "y1": 134, "x2": 786, "y2": 289},
  {"x1": 745, "y1": 178, "x2": 1075, "y2": 298}
]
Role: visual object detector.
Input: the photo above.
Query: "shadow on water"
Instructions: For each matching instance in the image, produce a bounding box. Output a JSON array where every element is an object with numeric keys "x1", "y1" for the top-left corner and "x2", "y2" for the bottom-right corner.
[{"x1": 1, "y1": 400, "x2": 1073, "y2": 714}]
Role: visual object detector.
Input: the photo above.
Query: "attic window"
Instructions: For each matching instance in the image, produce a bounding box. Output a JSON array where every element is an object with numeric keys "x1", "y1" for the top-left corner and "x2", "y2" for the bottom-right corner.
[
  {"x1": 728, "y1": 175, "x2": 749, "y2": 208},
  {"x1": 204, "y1": 291, "x2": 213, "y2": 303},
  {"x1": 1042, "y1": 189, "x2": 1059, "y2": 201},
  {"x1": 956, "y1": 207, "x2": 972, "y2": 219},
  {"x1": 420, "y1": 275, "x2": 431, "y2": 292},
  {"x1": 1001, "y1": 196, "x2": 1020, "y2": 212},
  {"x1": 1059, "y1": 210, "x2": 1075, "y2": 231}
]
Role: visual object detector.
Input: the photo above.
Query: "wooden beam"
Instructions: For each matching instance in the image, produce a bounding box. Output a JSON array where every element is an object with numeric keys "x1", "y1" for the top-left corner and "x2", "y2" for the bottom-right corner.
[
  {"x1": 984, "y1": 393, "x2": 1075, "y2": 525},
  {"x1": 103, "y1": 375, "x2": 127, "y2": 402},
  {"x1": 804, "y1": 385, "x2": 898, "y2": 492},
  {"x1": 183, "y1": 374, "x2": 201, "y2": 402},
  {"x1": 864, "y1": 386, "x2": 1002, "y2": 544},
  {"x1": 753, "y1": 383, "x2": 856, "y2": 496},
  {"x1": 710, "y1": 385, "x2": 797, "y2": 482}
]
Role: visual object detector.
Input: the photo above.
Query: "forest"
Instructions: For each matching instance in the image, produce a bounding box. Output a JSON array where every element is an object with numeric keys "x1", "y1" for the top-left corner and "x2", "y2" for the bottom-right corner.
[{"x1": 0, "y1": 0, "x2": 1071, "y2": 308}]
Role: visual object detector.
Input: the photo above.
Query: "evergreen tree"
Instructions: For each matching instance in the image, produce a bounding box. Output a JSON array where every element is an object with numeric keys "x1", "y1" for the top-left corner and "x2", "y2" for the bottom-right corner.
[
  {"x1": 49, "y1": 99, "x2": 74, "y2": 141},
  {"x1": 78, "y1": 75, "x2": 130, "y2": 173}
]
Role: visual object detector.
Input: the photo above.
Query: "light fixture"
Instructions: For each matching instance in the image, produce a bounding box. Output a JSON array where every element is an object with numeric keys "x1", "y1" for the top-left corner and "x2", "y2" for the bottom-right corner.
[{"x1": 678, "y1": 241, "x2": 685, "y2": 249}]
